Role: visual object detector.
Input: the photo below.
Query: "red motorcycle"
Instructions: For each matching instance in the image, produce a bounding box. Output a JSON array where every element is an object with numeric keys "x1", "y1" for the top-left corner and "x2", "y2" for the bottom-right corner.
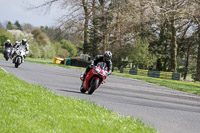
[{"x1": 80, "y1": 62, "x2": 108, "y2": 95}]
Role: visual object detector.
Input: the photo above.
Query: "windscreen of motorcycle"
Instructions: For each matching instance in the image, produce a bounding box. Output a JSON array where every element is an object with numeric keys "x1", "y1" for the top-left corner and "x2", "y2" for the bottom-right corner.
[{"x1": 97, "y1": 62, "x2": 107, "y2": 70}]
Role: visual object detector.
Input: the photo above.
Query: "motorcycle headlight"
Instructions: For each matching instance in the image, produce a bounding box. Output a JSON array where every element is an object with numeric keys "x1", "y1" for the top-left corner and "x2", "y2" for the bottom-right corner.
[
  {"x1": 16, "y1": 50, "x2": 20, "y2": 55},
  {"x1": 93, "y1": 67, "x2": 101, "y2": 74},
  {"x1": 96, "y1": 67, "x2": 101, "y2": 73},
  {"x1": 103, "y1": 71, "x2": 107, "y2": 76}
]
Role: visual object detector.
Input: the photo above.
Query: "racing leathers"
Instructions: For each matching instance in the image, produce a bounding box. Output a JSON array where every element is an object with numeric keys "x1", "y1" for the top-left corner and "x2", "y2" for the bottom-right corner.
[
  {"x1": 11, "y1": 42, "x2": 29, "y2": 61},
  {"x1": 81, "y1": 55, "x2": 112, "y2": 81},
  {"x1": 4, "y1": 42, "x2": 12, "y2": 49}
]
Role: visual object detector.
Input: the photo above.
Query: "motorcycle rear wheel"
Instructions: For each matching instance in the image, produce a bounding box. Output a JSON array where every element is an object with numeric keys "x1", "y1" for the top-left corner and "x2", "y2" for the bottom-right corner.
[{"x1": 88, "y1": 79, "x2": 99, "y2": 95}]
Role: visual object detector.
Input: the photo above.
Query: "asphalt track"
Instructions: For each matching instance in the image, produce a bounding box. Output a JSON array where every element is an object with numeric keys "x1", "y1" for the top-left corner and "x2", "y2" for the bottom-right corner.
[{"x1": 1, "y1": 59, "x2": 200, "y2": 133}]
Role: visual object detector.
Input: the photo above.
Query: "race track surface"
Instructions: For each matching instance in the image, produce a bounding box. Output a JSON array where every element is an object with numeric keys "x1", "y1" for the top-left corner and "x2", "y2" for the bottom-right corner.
[{"x1": 1, "y1": 59, "x2": 200, "y2": 133}]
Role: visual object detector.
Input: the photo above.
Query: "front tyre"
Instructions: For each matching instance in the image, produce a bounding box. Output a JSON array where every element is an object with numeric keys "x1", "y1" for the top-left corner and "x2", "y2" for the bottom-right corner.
[
  {"x1": 4, "y1": 53, "x2": 9, "y2": 61},
  {"x1": 88, "y1": 79, "x2": 99, "y2": 95},
  {"x1": 15, "y1": 57, "x2": 21, "y2": 68},
  {"x1": 5, "y1": 57, "x2": 9, "y2": 61},
  {"x1": 80, "y1": 85, "x2": 86, "y2": 93}
]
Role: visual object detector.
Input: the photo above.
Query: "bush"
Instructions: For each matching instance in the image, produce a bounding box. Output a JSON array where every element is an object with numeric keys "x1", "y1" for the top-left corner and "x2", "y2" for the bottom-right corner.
[
  {"x1": 0, "y1": 29, "x2": 14, "y2": 53},
  {"x1": 60, "y1": 40, "x2": 77, "y2": 57}
]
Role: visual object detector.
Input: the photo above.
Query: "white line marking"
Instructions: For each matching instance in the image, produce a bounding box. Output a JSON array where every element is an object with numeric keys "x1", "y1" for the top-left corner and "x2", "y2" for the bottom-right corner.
[{"x1": 0, "y1": 66, "x2": 8, "y2": 73}]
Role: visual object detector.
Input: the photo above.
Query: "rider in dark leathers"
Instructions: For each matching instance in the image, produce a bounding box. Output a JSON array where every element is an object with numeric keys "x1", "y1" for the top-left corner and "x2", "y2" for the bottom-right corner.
[
  {"x1": 3, "y1": 40, "x2": 12, "y2": 58},
  {"x1": 81, "y1": 51, "x2": 112, "y2": 81},
  {"x1": 4, "y1": 40, "x2": 12, "y2": 49}
]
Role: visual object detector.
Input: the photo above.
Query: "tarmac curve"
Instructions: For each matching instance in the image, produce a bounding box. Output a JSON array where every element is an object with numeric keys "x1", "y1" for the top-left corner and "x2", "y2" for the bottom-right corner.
[{"x1": 1, "y1": 59, "x2": 200, "y2": 133}]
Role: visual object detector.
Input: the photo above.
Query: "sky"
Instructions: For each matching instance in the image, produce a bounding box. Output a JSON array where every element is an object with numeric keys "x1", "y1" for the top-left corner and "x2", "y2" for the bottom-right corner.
[{"x1": 0, "y1": 0, "x2": 65, "y2": 27}]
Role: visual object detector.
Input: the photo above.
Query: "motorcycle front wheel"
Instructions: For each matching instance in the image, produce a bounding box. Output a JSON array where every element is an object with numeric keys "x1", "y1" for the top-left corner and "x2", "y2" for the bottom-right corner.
[
  {"x1": 15, "y1": 57, "x2": 21, "y2": 68},
  {"x1": 4, "y1": 53, "x2": 9, "y2": 61},
  {"x1": 88, "y1": 79, "x2": 99, "y2": 95},
  {"x1": 80, "y1": 85, "x2": 86, "y2": 93}
]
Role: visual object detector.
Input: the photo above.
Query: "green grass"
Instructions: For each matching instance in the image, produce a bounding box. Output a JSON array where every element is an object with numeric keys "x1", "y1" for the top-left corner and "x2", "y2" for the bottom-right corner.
[
  {"x1": 112, "y1": 72, "x2": 200, "y2": 95},
  {"x1": 0, "y1": 68, "x2": 156, "y2": 133},
  {"x1": 0, "y1": 53, "x2": 3, "y2": 59}
]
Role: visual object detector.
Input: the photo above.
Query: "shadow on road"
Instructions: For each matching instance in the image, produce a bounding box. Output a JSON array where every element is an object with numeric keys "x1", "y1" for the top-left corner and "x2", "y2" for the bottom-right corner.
[{"x1": 58, "y1": 89, "x2": 84, "y2": 94}]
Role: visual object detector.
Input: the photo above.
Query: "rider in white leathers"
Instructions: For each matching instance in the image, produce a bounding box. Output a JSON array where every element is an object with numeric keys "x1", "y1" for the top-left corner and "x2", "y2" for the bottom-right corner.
[{"x1": 12, "y1": 39, "x2": 29, "y2": 62}]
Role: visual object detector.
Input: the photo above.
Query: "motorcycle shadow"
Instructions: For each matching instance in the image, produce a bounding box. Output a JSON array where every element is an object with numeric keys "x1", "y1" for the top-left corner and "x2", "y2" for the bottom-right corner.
[
  {"x1": 58, "y1": 89, "x2": 86, "y2": 94},
  {"x1": 58, "y1": 89, "x2": 93, "y2": 95}
]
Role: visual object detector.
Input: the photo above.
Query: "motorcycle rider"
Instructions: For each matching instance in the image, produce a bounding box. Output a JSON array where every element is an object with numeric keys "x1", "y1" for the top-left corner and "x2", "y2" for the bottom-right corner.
[
  {"x1": 10, "y1": 41, "x2": 20, "y2": 58},
  {"x1": 13, "y1": 41, "x2": 20, "y2": 48},
  {"x1": 12, "y1": 39, "x2": 29, "y2": 62},
  {"x1": 4, "y1": 40, "x2": 12, "y2": 49},
  {"x1": 3, "y1": 40, "x2": 12, "y2": 60},
  {"x1": 81, "y1": 51, "x2": 112, "y2": 81}
]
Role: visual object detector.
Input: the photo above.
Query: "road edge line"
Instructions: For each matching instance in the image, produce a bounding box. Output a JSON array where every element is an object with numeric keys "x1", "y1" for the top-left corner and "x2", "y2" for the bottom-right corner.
[{"x1": 0, "y1": 66, "x2": 9, "y2": 73}]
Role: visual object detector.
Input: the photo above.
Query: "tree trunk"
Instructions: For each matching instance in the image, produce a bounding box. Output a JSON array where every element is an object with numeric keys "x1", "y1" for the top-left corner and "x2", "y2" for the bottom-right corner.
[
  {"x1": 196, "y1": 29, "x2": 200, "y2": 81},
  {"x1": 90, "y1": 0, "x2": 97, "y2": 57},
  {"x1": 82, "y1": 0, "x2": 89, "y2": 54},
  {"x1": 156, "y1": 58, "x2": 162, "y2": 71},
  {"x1": 170, "y1": 16, "x2": 177, "y2": 72},
  {"x1": 183, "y1": 44, "x2": 191, "y2": 80}
]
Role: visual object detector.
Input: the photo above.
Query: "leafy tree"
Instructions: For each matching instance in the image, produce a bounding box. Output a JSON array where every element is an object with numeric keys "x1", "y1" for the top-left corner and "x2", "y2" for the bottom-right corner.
[
  {"x1": 60, "y1": 39, "x2": 77, "y2": 57},
  {"x1": 23, "y1": 23, "x2": 33, "y2": 31},
  {"x1": 128, "y1": 37, "x2": 156, "y2": 69},
  {"x1": 0, "y1": 29, "x2": 14, "y2": 53},
  {"x1": 190, "y1": 0, "x2": 200, "y2": 81},
  {"x1": 52, "y1": 41, "x2": 66, "y2": 57},
  {"x1": 76, "y1": 41, "x2": 84, "y2": 56},
  {"x1": 6, "y1": 21, "x2": 14, "y2": 30},
  {"x1": 31, "y1": 28, "x2": 50, "y2": 46},
  {"x1": 14, "y1": 20, "x2": 22, "y2": 30},
  {"x1": 0, "y1": 23, "x2": 3, "y2": 29}
]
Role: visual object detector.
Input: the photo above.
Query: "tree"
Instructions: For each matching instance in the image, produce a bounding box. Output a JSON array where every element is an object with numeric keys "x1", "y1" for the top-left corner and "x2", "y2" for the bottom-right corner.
[
  {"x1": 190, "y1": 0, "x2": 200, "y2": 81},
  {"x1": 0, "y1": 29, "x2": 14, "y2": 53},
  {"x1": 0, "y1": 23, "x2": 3, "y2": 29},
  {"x1": 148, "y1": 0, "x2": 191, "y2": 72},
  {"x1": 29, "y1": 0, "x2": 90, "y2": 54},
  {"x1": 6, "y1": 21, "x2": 14, "y2": 30},
  {"x1": 31, "y1": 28, "x2": 50, "y2": 46},
  {"x1": 128, "y1": 37, "x2": 156, "y2": 69},
  {"x1": 31, "y1": 28, "x2": 57, "y2": 58},
  {"x1": 14, "y1": 20, "x2": 22, "y2": 30},
  {"x1": 60, "y1": 39, "x2": 77, "y2": 57},
  {"x1": 23, "y1": 23, "x2": 33, "y2": 31}
]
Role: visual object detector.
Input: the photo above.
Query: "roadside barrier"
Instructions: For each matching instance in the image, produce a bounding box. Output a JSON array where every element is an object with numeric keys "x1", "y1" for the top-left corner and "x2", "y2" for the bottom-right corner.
[
  {"x1": 120, "y1": 67, "x2": 181, "y2": 80},
  {"x1": 53, "y1": 57, "x2": 65, "y2": 64},
  {"x1": 53, "y1": 57, "x2": 90, "y2": 68},
  {"x1": 70, "y1": 58, "x2": 90, "y2": 67}
]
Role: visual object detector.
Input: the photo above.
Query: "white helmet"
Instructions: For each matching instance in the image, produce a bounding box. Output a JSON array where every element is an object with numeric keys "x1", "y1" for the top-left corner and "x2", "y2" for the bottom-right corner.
[
  {"x1": 104, "y1": 51, "x2": 112, "y2": 60},
  {"x1": 7, "y1": 40, "x2": 10, "y2": 43}
]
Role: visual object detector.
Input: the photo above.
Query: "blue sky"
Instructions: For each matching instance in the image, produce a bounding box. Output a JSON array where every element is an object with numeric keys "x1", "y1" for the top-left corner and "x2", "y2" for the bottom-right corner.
[{"x1": 0, "y1": 0, "x2": 64, "y2": 27}]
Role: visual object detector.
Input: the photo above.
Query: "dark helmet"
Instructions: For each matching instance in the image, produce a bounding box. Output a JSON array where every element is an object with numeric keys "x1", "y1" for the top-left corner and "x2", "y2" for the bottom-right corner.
[
  {"x1": 22, "y1": 39, "x2": 27, "y2": 45},
  {"x1": 104, "y1": 51, "x2": 112, "y2": 60}
]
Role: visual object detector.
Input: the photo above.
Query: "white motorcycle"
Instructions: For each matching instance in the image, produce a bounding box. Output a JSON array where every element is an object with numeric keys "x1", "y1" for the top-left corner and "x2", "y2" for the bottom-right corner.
[{"x1": 13, "y1": 47, "x2": 26, "y2": 68}]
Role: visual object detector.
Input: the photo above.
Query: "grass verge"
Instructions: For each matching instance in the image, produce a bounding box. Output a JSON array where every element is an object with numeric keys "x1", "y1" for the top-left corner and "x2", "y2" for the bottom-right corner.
[
  {"x1": 0, "y1": 68, "x2": 156, "y2": 133},
  {"x1": 24, "y1": 57, "x2": 200, "y2": 96},
  {"x1": 112, "y1": 72, "x2": 200, "y2": 95}
]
